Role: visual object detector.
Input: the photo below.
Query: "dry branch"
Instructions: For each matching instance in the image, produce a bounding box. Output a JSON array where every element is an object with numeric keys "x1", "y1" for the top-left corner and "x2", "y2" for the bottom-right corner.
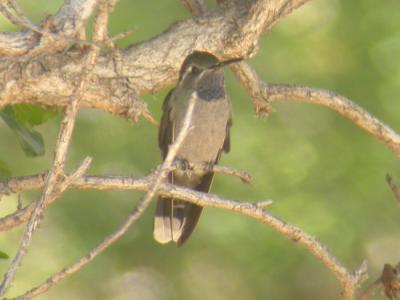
[
  {"x1": 0, "y1": 161, "x2": 251, "y2": 231},
  {"x1": 173, "y1": 160, "x2": 253, "y2": 184},
  {"x1": 263, "y1": 84, "x2": 400, "y2": 158},
  {"x1": 359, "y1": 279, "x2": 381, "y2": 300},
  {"x1": 386, "y1": 174, "x2": 400, "y2": 205},
  {"x1": 180, "y1": 0, "x2": 207, "y2": 16},
  {"x1": 0, "y1": 170, "x2": 363, "y2": 300},
  {"x1": 230, "y1": 62, "x2": 273, "y2": 115},
  {"x1": 0, "y1": 0, "x2": 310, "y2": 120},
  {"x1": 0, "y1": 0, "x2": 98, "y2": 56},
  {"x1": 359, "y1": 263, "x2": 400, "y2": 300}
]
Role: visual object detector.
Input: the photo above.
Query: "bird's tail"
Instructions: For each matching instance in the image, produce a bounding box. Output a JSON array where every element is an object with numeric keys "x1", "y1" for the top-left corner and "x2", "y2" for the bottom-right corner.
[
  {"x1": 153, "y1": 198, "x2": 203, "y2": 246},
  {"x1": 153, "y1": 172, "x2": 213, "y2": 246}
]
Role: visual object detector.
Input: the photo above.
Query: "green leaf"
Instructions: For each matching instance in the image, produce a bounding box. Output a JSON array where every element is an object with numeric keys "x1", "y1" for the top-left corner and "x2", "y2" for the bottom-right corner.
[
  {"x1": 0, "y1": 250, "x2": 9, "y2": 259},
  {"x1": 0, "y1": 160, "x2": 11, "y2": 179},
  {"x1": 12, "y1": 104, "x2": 56, "y2": 126},
  {"x1": 0, "y1": 107, "x2": 45, "y2": 157}
]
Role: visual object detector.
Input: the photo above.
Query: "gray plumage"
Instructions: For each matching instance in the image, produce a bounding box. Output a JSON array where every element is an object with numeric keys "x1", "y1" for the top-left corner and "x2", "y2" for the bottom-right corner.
[{"x1": 153, "y1": 51, "x2": 233, "y2": 246}]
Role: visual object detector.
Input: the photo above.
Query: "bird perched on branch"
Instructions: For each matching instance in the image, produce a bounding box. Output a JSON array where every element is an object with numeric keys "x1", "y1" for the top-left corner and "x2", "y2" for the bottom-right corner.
[{"x1": 153, "y1": 51, "x2": 241, "y2": 246}]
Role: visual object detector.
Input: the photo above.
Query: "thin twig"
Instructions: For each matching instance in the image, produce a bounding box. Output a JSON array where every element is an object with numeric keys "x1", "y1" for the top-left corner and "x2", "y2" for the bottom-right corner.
[
  {"x1": 109, "y1": 28, "x2": 135, "y2": 43},
  {"x1": 0, "y1": 3, "x2": 22, "y2": 27},
  {"x1": 254, "y1": 200, "x2": 273, "y2": 208},
  {"x1": 0, "y1": 159, "x2": 251, "y2": 231},
  {"x1": 2, "y1": 0, "x2": 132, "y2": 52},
  {"x1": 16, "y1": 194, "x2": 22, "y2": 210},
  {"x1": 230, "y1": 62, "x2": 272, "y2": 116},
  {"x1": 0, "y1": 115, "x2": 91, "y2": 299},
  {"x1": 0, "y1": 1, "x2": 106, "y2": 297},
  {"x1": 359, "y1": 279, "x2": 381, "y2": 300},
  {"x1": 359, "y1": 263, "x2": 400, "y2": 300},
  {"x1": 0, "y1": 75, "x2": 87, "y2": 298},
  {"x1": 0, "y1": 0, "x2": 101, "y2": 48},
  {"x1": 0, "y1": 159, "x2": 249, "y2": 231},
  {"x1": 180, "y1": 0, "x2": 207, "y2": 16},
  {"x1": 386, "y1": 174, "x2": 400, "y2": 206},
  {"x1": 172, "y1": 161, "x2": 252, "y2": 184},
  {"x1": 98, "y1": 2, "x2": 156, "y2": 128},
  {"x1": 5, "y1": 0, "x2": 43, "y2": 33},
  {"x1": 263, "y1": 84, "x2": 400, "y2": 158},
  {"x1": 0, "y1": 158, "x2": 91, "y2": 297},
  {"x1": 5, "y1": 0, "x2": 55, "y2": 40},
  {"x1": 102, "y1": 16, "x2": 157, "y2": 128},
  {"x1": 6, "y1": 0, "x2": 26, "y2": 19},
  {"x1": 12, "y1": 91, "x2": 197, "y2": 300},
  {"x1": 208, "y1": 164, "x2": 252, "y2": 184}
]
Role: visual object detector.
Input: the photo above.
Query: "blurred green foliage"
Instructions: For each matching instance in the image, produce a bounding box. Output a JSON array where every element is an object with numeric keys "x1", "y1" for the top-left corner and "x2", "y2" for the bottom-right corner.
[
  {"x1": 0, "y1": 250, "x2": 9, "y2": 260},
  {"x1": 1, "y1": 0, "x2": 400, "y2": 299},
  {"x1": 0, "y1": 107, "x2": 46, "y2": 157},
  {"x1": 10, "y1": 104, "x2": 57, "y2": 127},
  {"x1": 0, "y1": 160, "x2": 11, "y2": 179}
]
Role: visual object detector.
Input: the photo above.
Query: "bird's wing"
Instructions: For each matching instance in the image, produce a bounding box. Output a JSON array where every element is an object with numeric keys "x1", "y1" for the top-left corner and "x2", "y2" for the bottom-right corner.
[
  {"x1": 222, "y1": 114, "x2": 232, "y2": 153},
  {"x1": 177, "y1": 111, "x2": 232, "y2": 246},
  {"x1": 154, "y1": 89, "x2": 179, "y2": 244},
  {"x1": 158, "y1": 88, "x2": 174, "y2": 159}
]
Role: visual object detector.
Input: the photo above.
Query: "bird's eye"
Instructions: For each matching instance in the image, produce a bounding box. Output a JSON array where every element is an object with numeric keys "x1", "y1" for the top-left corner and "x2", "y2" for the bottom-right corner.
[{"x1": 190, "y1": 66, "x2": 201, "y2": 75}]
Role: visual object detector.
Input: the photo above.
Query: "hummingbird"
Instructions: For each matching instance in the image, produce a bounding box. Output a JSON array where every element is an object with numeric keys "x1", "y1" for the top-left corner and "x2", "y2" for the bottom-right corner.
[{"x1": 153, "y1": 51, "x2": 241, "y2": 246}]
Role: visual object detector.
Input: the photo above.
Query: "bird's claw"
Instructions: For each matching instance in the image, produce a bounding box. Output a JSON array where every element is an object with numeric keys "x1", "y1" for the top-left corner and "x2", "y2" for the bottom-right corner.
[
  {"x1": 174, "y1": 159, "x2": 193, "y2": 173},
  {"x1": 202, "y1": 162, "x2": 214, "y2": 173}
]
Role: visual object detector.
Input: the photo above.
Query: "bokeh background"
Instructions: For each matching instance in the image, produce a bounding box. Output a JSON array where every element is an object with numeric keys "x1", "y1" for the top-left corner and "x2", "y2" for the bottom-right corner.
[{"x1": 1, "y1": 0, "x2": 400, "y2": 299}]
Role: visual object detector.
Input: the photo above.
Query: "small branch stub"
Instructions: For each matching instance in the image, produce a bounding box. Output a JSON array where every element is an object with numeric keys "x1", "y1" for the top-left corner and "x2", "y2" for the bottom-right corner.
[
  {"x1": 359, "y1": 262, "x2": 400, "y2": 300},
  {"x1": 386, "y1": 174, "x2": 400, "y2": 206}
]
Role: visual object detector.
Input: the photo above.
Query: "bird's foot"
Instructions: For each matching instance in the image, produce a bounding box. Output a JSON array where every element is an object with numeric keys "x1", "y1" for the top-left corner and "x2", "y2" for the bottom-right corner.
[
  {"x1": 201, "y1": 162, "x2": 215, "y2": 173},
  {"x1": 174, "y1": 159, "x2": 192, "y2": 171}
]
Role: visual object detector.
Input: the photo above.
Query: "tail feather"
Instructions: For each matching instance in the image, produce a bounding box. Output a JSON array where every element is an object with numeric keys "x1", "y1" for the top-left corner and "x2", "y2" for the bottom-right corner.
[
  {"x1": 154, "y1": 198, "x2": 183, "y2": 244},
  {"x1": 153, "y1": 172, "x2": 214, "y2": 246},
  {"x1": 176, "y1": 204, "x2": 203, "y2": 246}
]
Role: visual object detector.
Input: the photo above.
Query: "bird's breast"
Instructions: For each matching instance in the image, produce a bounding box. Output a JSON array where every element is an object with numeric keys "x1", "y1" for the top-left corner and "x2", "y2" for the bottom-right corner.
[{"x1": 172, "y1": 96, "x2": 230, "y2": 164}]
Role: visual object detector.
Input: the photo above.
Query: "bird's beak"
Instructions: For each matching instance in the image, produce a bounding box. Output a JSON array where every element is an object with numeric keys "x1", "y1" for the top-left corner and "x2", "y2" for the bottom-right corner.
[{"x1": 209, "y1": 57, "x2": 243, "y2": 70}]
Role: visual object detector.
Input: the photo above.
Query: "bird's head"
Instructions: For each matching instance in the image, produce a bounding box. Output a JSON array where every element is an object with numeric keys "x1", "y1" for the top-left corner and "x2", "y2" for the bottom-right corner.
[{"x1": 178, "y1": 51, "x2": 242, "y2": 83}]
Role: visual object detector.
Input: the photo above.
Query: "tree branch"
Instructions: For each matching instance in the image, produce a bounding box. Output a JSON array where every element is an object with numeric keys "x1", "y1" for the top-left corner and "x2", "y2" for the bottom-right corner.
[
  {"x1": 0, "y1": 0, "x2": 310, "y2": 122},
  {"x1": 180, "y1": 0, "x2": 207, "y2": 16},
  {"x1": 359, "y1": 263, "x2": 400, "y2": 300},
  {"x1": 0, "y1": 0, "x2": 99, "y2": 56},
  {"x1": 386, "y1": 174, "x2": 400, "y2": 206},
  {"x1": 0, "y1": 160, "x2": 251, "y2": 231},
  {"x1": 0, "y1": 170, "x2": 363, "y2": 300},
  {"x1": 230, "y1": 62, "x2": 272, "y2": 115},
  {"x1": 359, "y1": 278, "x2": 381, "y2": 300},
  {"x1": 263, "y1": 84, "x2": 400, "y2": 159}
]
